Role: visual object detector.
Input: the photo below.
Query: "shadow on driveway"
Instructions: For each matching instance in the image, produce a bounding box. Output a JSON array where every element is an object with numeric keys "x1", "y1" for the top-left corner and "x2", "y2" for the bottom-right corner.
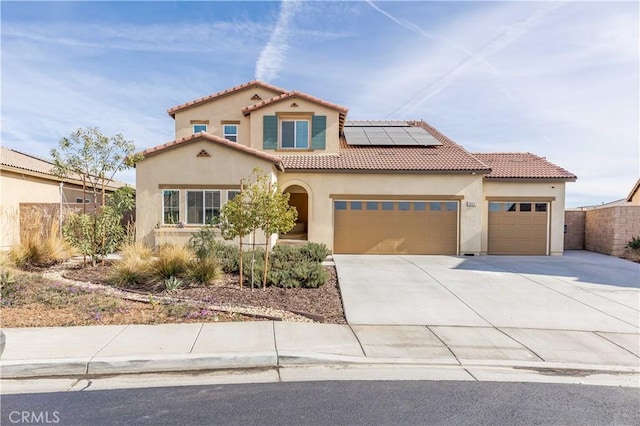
[{"x1": 452, "y1": 250, "x2": 640, "y2": 289}]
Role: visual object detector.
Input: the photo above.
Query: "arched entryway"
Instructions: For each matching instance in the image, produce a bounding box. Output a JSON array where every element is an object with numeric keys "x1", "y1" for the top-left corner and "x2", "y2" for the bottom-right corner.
[{"x1": 282, "y1": 184, "x2": 308, "y2": 241}]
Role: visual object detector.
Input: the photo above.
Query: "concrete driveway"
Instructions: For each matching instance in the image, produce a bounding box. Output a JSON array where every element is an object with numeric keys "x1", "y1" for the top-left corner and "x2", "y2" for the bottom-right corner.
[{"x1": 335, "y1": 251, "x2": 640, "y2": 333}]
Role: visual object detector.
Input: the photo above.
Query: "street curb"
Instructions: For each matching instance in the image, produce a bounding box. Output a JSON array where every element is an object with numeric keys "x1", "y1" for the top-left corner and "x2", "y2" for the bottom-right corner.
[{"x1": 2, "y1": 353, "x2": 638, "y2": 380}]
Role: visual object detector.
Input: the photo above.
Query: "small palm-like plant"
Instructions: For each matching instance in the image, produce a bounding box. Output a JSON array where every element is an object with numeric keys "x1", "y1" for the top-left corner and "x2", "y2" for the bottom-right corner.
[{"x1": 164, "y1": 276, "x2": 183, "y2": 292}]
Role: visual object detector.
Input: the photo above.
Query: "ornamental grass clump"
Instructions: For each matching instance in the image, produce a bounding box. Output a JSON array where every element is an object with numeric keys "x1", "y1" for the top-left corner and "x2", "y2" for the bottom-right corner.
[
  {"x1": 108, "y1": 242, "x2": 153, "y2": 287},
  {"x1": 188, "y1": 254, "x2": 222, "y2": 285},
  {"x1": 153, "y1": 244, "x2": 191, "y2": 280},
  {"x1": 10, "y1": 217, "x2": 75, "y2": 268}
]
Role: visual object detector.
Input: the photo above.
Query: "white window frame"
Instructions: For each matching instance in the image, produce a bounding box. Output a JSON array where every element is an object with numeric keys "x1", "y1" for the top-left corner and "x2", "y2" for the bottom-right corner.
[
  {"x1": 280, "y1": 119, "x2": 310, "y2": 149},
  {"x1": 223, "y1": 124, "x2": 238, "y2": 142},
  {"x1": 193, "y1": 124, "x2": 208, "y2": 133},
  {"x1": 162, "y1": 189, "x2": 180, "y2": 225}
]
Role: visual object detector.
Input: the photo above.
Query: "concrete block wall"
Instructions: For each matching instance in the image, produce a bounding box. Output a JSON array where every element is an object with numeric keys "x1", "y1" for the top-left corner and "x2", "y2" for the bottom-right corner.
[
  {"x1": 582, "y1": 206, "x2": 640, "y2": 256},
  {"x1": 564, "y1": 210, "x2": 585, "y2": 249}
]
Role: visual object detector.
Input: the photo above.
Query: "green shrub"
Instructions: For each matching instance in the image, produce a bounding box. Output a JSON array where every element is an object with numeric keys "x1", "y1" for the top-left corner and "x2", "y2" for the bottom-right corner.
[
  {"x1": 299, "y1": 242, "x2": 331, "y2": 263},
  {"x1": 212, "y1": 242, "x2": 241, "y2": 274},
  {"x1": 268, "y1": 261, "x2": 328, "y2": 288},
  {"x1": 188, "y1": 255, "x2": 222, "y2": 285},
  {"x1": 626, "y1": 236, "x2": 640, "y2": 250},
  {"x1": 153, "y1": 244, "x2": 191, "y2": 279},
  {"x1": 188, "y1": 225, "x2": 219, "y2": 260},
  {"x1": 0, "y1": 269, "x2": 18, "y2": 301}
]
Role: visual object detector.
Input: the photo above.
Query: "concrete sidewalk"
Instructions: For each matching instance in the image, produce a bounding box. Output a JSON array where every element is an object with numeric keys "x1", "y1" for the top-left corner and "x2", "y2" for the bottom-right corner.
[{"x1": 1, "y1": 322, "x2": 638, "y2": 388}]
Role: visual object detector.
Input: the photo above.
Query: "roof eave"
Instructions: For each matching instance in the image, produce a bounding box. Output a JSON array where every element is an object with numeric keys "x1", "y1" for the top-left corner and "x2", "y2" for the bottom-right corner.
[
  {"x1": 483, "y1": 176, "x2": 577, "y2": 182},
  {"x1": 167, "y1": 80, "x2": 288, "y2": 118},
  {"x1": 626, "y1": 178, "x2": 640, "y2": 202}
]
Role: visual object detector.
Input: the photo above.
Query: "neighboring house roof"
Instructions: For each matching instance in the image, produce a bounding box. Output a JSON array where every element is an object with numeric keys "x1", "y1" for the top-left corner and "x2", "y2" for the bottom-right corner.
[
  {"x1": 472, "y1": 153, "x2": 577, "y2": 180},
  {"x1": 626, "y1": 178, "x2": 640, "y2": 202},
  {"x1": 138, "y1": 132, "x2": 285, "y2": 171},
  {"x1": 1, "y1": 146, "x2": 58, "y2": 176},
  {"x1": 1, "y1": 146, "x2": 127, "y2": 189},
  {"x1": 167, "y1": 80, "x2": 288, "y2": 118},
  {"x1": 281, "y1": 121, "x2": 491, "y2": 173}
]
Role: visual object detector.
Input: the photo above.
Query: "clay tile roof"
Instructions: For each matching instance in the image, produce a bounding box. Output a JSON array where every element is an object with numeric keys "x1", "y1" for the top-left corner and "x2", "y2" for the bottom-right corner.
[
  {"x1": 241, "y1": 91, "x2": 349, "y2": 115},
  {"x1": 280, "y1": 120, "x2": 491, "y2": 173},
  {"x1": 167, "y1": 80, "x2": 288, "y2": 118},
  {"x1": 472, "y1": 153, "x2": 577, "y2": 180},
  {"x1": 138, "y1": 132, "x2": 284, "y2": 171}
]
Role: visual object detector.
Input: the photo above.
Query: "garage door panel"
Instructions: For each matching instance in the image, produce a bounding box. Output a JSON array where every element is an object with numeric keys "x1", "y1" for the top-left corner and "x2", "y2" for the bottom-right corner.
[
  {"x1": 488, "y1": 202, "x2": 548, "y2": 255},
  {"x1": 334, "y1": 200, "x2": 458, "y2": 255}
]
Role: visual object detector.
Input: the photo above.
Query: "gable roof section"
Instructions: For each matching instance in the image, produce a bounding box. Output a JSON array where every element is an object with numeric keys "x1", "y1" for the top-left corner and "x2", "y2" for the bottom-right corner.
[
  {"x1": 242, "y1": 91, "x2": 349, "y2": 131},
  {"x1": 242, "y1": 91, "x2": 349, "y2": 115},
  {"x1": 167, "y1": 80, "x2": 288, "y2": 118},
  {"x1": 626, "y1": 178, "x2": 640, "y2": 202},
  {"x1": 280, "y1": 120, "x2": 490, "y2": 173},
  {"x1": 473, "y1": 153, "x2": 576, "y2": 180},
  {"x1": 139, "y1": 132, "x2": 285, "y2": 171},
  {"x1": 1, "y1": 146, "x2": 126, "y2": 189}
]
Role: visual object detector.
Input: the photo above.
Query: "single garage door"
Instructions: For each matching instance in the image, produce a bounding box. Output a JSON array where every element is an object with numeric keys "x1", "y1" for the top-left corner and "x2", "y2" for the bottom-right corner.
[
  {"x1": 488, "y1": 201, "x2": 548, "y2": 255},
  {"x1": 334, "y1": 200, "x2": 458, "y2": 254}
]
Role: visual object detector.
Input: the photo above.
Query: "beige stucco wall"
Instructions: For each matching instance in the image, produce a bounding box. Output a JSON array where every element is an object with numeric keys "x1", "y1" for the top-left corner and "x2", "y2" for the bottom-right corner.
[
  {"x1": 630, "y1": 188, "x2": 640, "y2": 205},
  {"x1": 135, "y1": 139, "x2": 279, "y2": 247},
  {"x1": 248, "y1": 98, "x2": 341, "y2": 154},
  {"x1": 0, "y1": 170, "x2": 62, "y2": 249},
  {"x1": 278, "y1": 172, "x2": 484, "y2": 255},
  {"x1": 481, "y1": 181, "x2": 566, "y2": 255},
  {"x1": 173, "y1": 86, "x2": 283, "y2": 142}
]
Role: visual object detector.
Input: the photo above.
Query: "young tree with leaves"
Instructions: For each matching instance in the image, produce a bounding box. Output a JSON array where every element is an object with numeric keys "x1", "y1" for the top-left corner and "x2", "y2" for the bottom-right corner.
[
  {"x1": 219, "y1": 169, "x2": 297, "y2": 290},
  {"x1": 253, "y1": 173, "x2": 297, "y2": 290},
  {"x1": 51, "y1": 127, "x2": 142, "y2": 265},
  {"x1": 219, "y1": 179, "x2": 257, "y2": 289}
]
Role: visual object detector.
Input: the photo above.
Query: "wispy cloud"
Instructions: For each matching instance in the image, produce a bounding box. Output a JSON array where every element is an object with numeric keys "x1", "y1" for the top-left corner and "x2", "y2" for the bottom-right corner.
[
  {"x1": 389, "y1": 1, "x2": 565, "y2": 117},
  {"x1": 255, "y1": 0, "x2": 302, "y2": 82},
  {"x1": 366, "y1": 1, "x2": 477, "y2": 59}
]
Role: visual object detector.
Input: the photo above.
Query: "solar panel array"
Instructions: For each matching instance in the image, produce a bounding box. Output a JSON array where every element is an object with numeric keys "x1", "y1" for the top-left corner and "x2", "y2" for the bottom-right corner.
[{"x1": 343, "y1": 124, "x2": 443, "y2": 147}]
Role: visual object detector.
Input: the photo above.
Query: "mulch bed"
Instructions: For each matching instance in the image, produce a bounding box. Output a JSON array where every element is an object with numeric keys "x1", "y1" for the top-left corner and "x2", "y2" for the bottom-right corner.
[{"x1": 63, "y1": 263, "x2": 347, "y2": 324}]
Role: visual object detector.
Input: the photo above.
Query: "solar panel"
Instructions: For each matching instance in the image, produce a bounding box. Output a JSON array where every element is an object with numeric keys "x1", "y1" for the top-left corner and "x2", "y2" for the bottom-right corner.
[
  {"x1": 363, "y1": 128, "x2": 387, "y2": 136},
  {"x1": 368, "y1": 137, "x2": 395, "y2": 145},
  {"x1": 344, "y1": 124, "x2": 442, "y2": 146}
]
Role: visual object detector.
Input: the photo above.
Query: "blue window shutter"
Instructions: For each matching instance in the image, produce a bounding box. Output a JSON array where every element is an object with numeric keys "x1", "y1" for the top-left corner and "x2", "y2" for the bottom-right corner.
[
  {"x1": 311, "y1": 115, "x2": 326, "y2": 150},
  {"x1": 263, "y1": 115, "x2": 278, "y2": 150}
]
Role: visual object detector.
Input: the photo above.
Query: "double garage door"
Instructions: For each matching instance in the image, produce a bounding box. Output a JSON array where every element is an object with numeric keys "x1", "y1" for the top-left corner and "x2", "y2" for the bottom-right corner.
[
  {"x1": 334, "y1": 200, "x2": 458, "y2": 255},
  {"x1": 488, "y1": 201, "x2": 549, "y2": 255},
  {"x1": 333, "y1": 199, "x2": 550, "y2": 255}
]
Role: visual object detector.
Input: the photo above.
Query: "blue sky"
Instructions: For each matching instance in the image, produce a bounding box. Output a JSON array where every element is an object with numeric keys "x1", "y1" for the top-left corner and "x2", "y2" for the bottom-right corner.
[{"x1": 2, "y1": 0, "x2": 638, "y2": 207}]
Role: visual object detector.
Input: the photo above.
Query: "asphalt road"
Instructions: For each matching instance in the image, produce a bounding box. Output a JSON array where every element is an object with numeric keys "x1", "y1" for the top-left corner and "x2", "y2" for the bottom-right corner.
[{"x1": 2, "y1": 381, "x2": 639, "y2": 425}]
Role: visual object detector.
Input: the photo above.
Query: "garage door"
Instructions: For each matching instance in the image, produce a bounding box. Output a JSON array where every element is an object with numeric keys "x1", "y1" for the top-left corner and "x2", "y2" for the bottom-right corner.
[
  {"x1": 334, "y1": 200, "x2": 458, "y2": 254},
  {"x1": 488, "y1": 202, "x2": 548, "y2": 255}
]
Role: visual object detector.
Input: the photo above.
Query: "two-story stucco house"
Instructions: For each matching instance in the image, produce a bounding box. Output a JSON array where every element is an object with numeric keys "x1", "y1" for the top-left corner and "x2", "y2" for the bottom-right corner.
[{"x1": 135, "y1": 80, "x2": 576, "y2": 255}]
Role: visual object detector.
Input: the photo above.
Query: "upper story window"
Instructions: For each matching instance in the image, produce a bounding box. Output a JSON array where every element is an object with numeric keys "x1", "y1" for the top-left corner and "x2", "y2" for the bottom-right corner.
[
  {"x1": 223, "y1": 124, "x2": 238, "y2": 142},
  {"x1": 193, "y1": 124, "x2": 208, "y2": 133},
  {"x1": 281, "y1": 119, "x2": 309, "y2": 149}
]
